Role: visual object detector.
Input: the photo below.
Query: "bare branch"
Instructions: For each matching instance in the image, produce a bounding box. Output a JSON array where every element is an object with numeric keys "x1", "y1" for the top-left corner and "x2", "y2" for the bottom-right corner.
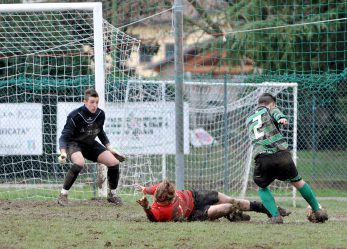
[
  {"x1": 187, "y1": 0, "x2": 224, "y2": 37},
  {"x1": 184, "y1": 16, "x2": 216, "y2": 36}
]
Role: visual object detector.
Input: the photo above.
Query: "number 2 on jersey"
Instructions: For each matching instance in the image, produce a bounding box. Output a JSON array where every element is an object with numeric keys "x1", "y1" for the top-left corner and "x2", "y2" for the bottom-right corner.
[{"x1": 253, "y1": 115, "x2": 264, "y2": 139}]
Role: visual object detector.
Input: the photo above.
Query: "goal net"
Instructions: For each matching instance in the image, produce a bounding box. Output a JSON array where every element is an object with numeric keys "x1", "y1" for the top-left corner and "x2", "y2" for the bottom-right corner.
[{"x1": 0, "y1": 3, "x2": 140, "y2": 200}]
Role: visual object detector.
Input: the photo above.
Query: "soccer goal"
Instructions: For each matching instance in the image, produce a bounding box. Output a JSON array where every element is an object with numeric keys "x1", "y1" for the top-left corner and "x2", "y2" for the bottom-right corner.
[
  {"x1": 110, "y1": 79, "x2": 298, "y2": 199},
  {"x1": 0, "y1": 3, "x2": 139, "y2": 200}
]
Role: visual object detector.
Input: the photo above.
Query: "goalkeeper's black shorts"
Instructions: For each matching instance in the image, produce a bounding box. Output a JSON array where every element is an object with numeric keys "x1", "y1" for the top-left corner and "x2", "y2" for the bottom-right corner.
[
  {"x1": 188, "y1": 190, "x2": 219, "y2": 221},
  {"x1": 253, "y1": 150, "x2": 301, "y2": 189},
  {"x1": 67, "y1": 141, "x2": 107, "y2": 162}
]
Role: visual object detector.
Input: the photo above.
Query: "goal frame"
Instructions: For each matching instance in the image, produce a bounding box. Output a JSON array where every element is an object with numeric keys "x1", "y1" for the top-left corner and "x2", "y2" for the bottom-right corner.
[{"x1": 0, "y1": 3, "x2": 105, "y2": 106}]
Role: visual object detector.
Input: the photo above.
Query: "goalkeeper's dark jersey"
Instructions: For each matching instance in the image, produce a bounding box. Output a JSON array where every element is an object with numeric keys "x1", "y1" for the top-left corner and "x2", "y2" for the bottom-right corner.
[
  {"x1": 246, "y1": 106, "x2": 288, "y2": 158},
  {"x1": 59, "y1": 105, "x2": 109, "y2": 149}
]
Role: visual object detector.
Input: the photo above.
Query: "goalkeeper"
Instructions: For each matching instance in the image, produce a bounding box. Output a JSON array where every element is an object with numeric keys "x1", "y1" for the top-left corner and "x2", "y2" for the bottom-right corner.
[
  {"x1": 57, "y1": 88, "x2": 125, "y2": 206},
  {"x1": 246, "y1": 93, "x2": 328, "y2": 224},
  {"x1": 134, "y1": 180, "x2": 291, "y2": 222}
]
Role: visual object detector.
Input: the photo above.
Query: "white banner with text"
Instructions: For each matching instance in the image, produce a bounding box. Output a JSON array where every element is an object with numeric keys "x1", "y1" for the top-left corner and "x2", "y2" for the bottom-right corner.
[{"x1": 0, "y1": 103, "x2": 43, "y2": 155}]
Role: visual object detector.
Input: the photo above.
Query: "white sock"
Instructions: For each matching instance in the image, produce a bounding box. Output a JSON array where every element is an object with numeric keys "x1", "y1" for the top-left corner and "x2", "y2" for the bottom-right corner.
[
  {"x1": 110, "y1": 189, "x2": 117, "y2": 196},
  {"x1": 61, "y1": 189, "x2": 69, "y2": 195}
]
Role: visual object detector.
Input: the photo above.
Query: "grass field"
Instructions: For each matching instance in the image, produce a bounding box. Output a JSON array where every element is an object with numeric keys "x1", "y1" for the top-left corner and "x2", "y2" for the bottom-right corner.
[
  {"x1": 1, "y1": 150, "x2": 346, "y2": 248},
  {"x1": 1, "y1": 196, "x2": 347, "y2": 249}
]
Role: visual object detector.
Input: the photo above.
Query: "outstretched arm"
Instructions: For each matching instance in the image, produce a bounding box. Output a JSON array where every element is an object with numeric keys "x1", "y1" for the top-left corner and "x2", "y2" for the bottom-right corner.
[
  {"x1": 136, "y1": 197, "x2": 157, "y2": 222},
  {"x1": 134, "y1": 183, "x2": 145, "y2": 193},
  {"x1": 133, "y1": 183, "x2": 160, "y2": 195}
]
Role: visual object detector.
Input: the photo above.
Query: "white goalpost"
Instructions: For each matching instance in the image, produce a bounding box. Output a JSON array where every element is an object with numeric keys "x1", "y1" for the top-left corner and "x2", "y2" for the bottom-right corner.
[{"x1": 0, "y1": 3, "x2": 140, "y2": 200}]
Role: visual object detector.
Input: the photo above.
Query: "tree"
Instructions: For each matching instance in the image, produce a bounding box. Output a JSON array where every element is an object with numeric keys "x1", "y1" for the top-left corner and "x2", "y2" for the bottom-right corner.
[{"x1": 187, "y1": 0, "x2": 347, "y2": 74}]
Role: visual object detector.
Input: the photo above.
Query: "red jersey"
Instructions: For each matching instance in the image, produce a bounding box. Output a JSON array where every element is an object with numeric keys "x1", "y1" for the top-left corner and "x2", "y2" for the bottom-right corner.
[{"x1": 142, "y1": 184, "x2": 195, "y2": 222}]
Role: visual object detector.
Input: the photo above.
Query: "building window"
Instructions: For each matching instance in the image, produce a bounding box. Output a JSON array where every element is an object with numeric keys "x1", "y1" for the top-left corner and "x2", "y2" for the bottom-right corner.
[{"x1": 139, "y1": 44, "x2": 158, "y2": 63}]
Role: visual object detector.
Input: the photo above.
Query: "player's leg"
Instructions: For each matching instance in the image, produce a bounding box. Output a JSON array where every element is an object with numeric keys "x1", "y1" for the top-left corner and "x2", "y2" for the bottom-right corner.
[
  {"x1": 253, "y1": 154, "x2": 281, "y2": 222},
  {"x1": 207, "y1": 203, "x2": 237, "y2": 220},
  {"x1": 58, "y1": 143, "x2": 85, "y2": 206},
  {"x1": 291, "y1": 179, "x2": 328, "y2": 223},
  {"x1": 277, "y1": 151, "x2": 328, "y2": 223},
  {"x1": 249, "y1": 200, "x2": 291, "y2": 217},
  {"x1": 96, "y1": 144, "x2": 122, "y2": 205},
  {"x1": 216, "y1": 192, "x2": 287, "y2": 215},
  {"x1": 275, "y1": 151, "x2": 314, "y2": 207},
  {"x1": 258, "y1": 188, "x2": 282, "y2": 222},
  {"x1": 213, "y1": 193, "x2": 250, "y2": 221},
  {"x1": 292, "y1": 179, "x2": 320, "y2": 211},
  {"x1": 189, "y1": 190, "x2": 247, "y2": 221},
  {"x1": 274, "y1": 151, "x2": 328, "y2": 223},
  {"x1": 63, "y1": 152, "x2": 85, "y2": 191}
]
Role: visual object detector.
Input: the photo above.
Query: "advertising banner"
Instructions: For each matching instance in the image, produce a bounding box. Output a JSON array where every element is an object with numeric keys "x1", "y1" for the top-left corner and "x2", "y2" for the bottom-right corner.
[{"x1": 0, "y1": 103, "x2": 43, "y2": 155}]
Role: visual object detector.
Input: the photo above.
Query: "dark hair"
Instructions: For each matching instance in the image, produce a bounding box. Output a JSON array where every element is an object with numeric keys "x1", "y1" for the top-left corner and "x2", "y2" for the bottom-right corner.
[
  {"x1": 154, "y1": 180, "x2": 176, "y2": 203},
  {"x1": 258, "y1": 93, "x2": 276, "y2": 106},
  {"x1": 84, "y1": 88, "x2": 99, "y2": 100}
]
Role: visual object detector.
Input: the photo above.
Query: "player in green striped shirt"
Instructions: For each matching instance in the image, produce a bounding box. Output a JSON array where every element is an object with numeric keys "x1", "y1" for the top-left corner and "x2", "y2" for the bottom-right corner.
[{"x1": 246, "y1": 93, "x2": 328, "y2": 224}]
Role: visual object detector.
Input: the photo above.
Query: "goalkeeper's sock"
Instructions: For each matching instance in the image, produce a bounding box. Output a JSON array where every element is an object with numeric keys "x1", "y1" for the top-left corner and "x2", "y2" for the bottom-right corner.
[
  {"x1": 63, "y1": 164, "x2": 83, "y2": 190},
  {"x1": 107, "y1": 165, "x2": 120, "y2": 190},
  {"x1": 60, "y1": 189, "x2": 69, "y2": 195},
  {"x1": 258, "y1": 188, "x2": 279, "y2": 217},
  {"x1": 250, "y1": 201, "x2": 269, "y2": 214},
  {"x1": 298, "y1": 183, "x2": 320, "y2": 211}
]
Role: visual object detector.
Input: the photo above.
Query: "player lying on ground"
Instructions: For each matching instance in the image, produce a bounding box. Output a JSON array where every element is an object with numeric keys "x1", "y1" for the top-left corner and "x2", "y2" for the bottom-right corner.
[
  {"x1": 57, "y1": 88, "x2": 126, "y2": 206},
  {"x1": 134, "y1": 180, "x2": 291, "y2": 222},
  {"x1": 246, "y1": 93, "x2": 328, "y2": 224}
]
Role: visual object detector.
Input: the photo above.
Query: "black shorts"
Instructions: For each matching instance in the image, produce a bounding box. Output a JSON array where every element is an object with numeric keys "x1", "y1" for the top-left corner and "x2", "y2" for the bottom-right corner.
[
  {"x1": 188, "y1": 190, "x2": 219, "y2": 221},
  {"x1": 253, "y1": 150, "x2": 301, "y2": 189},
  {"x1": 66, "y1": 141, "x2": 107, "y2": 162}
]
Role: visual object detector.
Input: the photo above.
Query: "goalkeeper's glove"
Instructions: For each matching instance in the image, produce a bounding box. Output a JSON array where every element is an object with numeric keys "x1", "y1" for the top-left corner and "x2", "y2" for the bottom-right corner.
[
  {"x1": 58, "y1": 152, "x2": 67, "y2": 165},
  {"x1": 107, "y1": 147, "x2": 126, "y2": 162}
]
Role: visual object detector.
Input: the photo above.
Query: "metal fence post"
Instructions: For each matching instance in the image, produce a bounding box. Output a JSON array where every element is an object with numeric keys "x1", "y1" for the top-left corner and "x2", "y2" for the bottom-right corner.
[{"x1": 174, "y1": 0, "x2": 184, "y2": 190}]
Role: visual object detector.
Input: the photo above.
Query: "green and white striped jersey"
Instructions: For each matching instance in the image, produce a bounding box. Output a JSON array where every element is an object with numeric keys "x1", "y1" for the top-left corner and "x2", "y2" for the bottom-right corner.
[{"x1": 246, "y1": 106, "x2": 288, "y2": 158}]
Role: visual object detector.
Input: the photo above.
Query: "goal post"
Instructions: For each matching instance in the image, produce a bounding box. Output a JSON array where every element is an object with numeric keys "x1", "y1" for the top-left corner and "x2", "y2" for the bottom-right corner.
[{"x1": 0, "y1": 3, "x2": 139, "y2": 200}]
